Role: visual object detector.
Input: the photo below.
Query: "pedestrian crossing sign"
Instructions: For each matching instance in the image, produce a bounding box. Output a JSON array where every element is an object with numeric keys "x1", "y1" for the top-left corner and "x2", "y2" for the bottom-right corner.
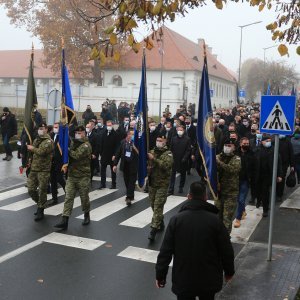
[{"x1": 260, "y1": 95, "x2": 296, "y2": 135}]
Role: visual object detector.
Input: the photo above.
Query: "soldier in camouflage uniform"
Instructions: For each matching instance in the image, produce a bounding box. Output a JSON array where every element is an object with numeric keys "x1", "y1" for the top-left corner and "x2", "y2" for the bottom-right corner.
[
  {"x1": 27, "y1": 122, "x2": 54, "y2": 221},
  {"x1": 215, "y1": 138, "x2": 241, "y2": 234},
  {"x1": 147, "y1": 133, "x2": 173, "y2": 241},
  {"x1": 54, "y1": 126, "x2": 92, "y2": 230}
]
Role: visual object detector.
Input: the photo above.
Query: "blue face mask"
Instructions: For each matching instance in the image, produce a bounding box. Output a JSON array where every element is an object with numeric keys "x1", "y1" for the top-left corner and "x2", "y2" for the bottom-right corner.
[
  {"x1": 256, "y1": 133, "x2": 262, "y2": 140},
  {"x1": 131, "y1": 136, "x2": 134, "y2": 142}
]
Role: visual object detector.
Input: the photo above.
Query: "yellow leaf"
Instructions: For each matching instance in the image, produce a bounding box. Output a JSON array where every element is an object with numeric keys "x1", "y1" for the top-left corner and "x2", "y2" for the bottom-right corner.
[
  {"x1": 110, "y1": 33, "x2": 117, "y2": 45},
  {"x1": 258, "y1": 3, "x2": 265, "y2": 11},
  {"x1": 296, "y1": 46, "x2": 300, "y2": 55},
  {"x1": 137, "y1": 7, "x2": 146, "y2": 18},
  {"x1": 113, "y1": 51, "x2": 121, "y2": 62},
  {"x1": 125, "y1": 19, "x2": 138, "y2": 31},
  {"x1": 170, "y1": 1, "x2": 179, "y2": 12},
  {"x1": 278, "y1": 44, "x2": 288, "y2": 56},
  {"x1": 128, "y1": 34, "x2": 134, "y2": 46},
  {"x1": 266, "y1": 22, "x2": 277, "y2": 30},
  {"x1": 89, "y1": 47, "x2": 99, "y2": 60},
  {"x1": 215, "y1": 0, "x2": 223, "y2": 10},
  {"x1": 119, "y1": 2, "x2": 127, "y2": 14},
  {"x1": 153, "y1": 1, "x2": 163, "y2": 15},
  {"x1": 104, "y1": 26, "x2": 115, "y2": 35},
  {"x1": 132, "y1": 42, "x2": 141, "y2": 53},
  {"x1": 99, "y1": 50, "x2": 106, "y2": 64},
  {"x1": 145, "y1": 38, "x2": 154, "y2": 50}
]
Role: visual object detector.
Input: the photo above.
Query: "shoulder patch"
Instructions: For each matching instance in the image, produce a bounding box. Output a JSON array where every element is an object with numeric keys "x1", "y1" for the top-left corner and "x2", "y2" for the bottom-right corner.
[
  {"x1": 84, "y1": 144, "x2": 88, "y2": 148},
  {"x1": 168, "y1": 153, "x2": 173, "y2": 157},
  {"x1": 235, "y1": 156, "x2": 241, "y2": 160}
]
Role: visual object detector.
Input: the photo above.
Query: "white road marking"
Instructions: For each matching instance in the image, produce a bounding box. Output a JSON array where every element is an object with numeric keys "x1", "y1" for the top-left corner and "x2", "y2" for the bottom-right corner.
[
  {"x1": 0, "y1": 186, "x2": 28, "y2": 202},
  {"x1": 230, "y1": 205, "x2": 263, "y2": 243},
  {"x1": 76, "y1": 191, "x2": 147, "y2": 221},
  {"x1": 92, "y1": 176, "x2": 112, "y2": 182},
  {"x1": 117, "y1": 246, "x2": 173, "y2": 266},
  {"x1": 0, "y1": 188, "x2": 64, "y2": 211},
  {"x1": 44, "y1": 188, "x2": 117, "y2": 216},
  {"x1": 120, "y1": 195, "x2": 186, "y2": 228},
  {"x1": 42, "y1": 232, "x2": 105, "y2": 250}
]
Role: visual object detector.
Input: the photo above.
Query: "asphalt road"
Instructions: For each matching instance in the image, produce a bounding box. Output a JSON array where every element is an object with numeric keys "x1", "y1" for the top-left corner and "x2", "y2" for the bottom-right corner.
[{"x1": 0, "y1": 167, "x2": 245, "y2": 300}]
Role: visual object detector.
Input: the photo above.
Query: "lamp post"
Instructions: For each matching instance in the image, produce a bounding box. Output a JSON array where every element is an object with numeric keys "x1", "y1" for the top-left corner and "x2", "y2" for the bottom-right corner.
[
  {"x1": 263, "y1": 45, "x2": 277, "y2": 94},
  {"x1": 158, "y1": 29, "x2": 164, "y2": 118},
  {"x1": 238, "y1": 21, "x2": 262, "y2": 102}
]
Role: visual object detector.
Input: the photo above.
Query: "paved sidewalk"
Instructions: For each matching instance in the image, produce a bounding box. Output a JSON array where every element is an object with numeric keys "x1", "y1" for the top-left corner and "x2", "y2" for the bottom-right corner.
[{"x1": 0, "y1": 152, "x2": 26, "y2": 191}]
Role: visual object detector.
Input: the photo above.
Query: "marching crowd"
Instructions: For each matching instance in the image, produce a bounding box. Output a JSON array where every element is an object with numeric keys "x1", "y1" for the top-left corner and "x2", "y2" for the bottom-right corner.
[{"x1": 1, "y1": 101, "x2": 300, "y2": 299}]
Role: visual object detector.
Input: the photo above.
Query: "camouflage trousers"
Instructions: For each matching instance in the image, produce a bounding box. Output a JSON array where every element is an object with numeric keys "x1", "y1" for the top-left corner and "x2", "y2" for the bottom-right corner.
[
  {"x1": 149, "y1": 186, "x2": 168, "y2": 230},
  {"x1": 62, "y1": 176, "x2": 91, "y2": 217},
  {"x1": 27, "y1": 171, "x2": 50, "y2": 209},
  {"x1": 215, "y1": 195, "x2": 238, "y2": 234}
]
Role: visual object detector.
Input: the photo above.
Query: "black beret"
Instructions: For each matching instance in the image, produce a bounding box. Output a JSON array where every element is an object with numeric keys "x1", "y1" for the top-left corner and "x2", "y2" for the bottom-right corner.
[
  {"x1": 75, "y1": 125, "x2": 85, "y2": 132},
  {"x1": 157, "y1": 132, "x2": 166, "y2": 140},
  {"x1": 261, "y1": 134, "x2": 271, "y2": 141},
  {"x1": 39, "y1": 122, "x2": 47, "y2": 128}
]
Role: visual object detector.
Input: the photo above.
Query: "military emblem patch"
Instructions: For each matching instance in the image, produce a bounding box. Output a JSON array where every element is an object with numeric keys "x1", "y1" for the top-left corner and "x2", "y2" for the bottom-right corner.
[
  {"x1": 203, "y1": 113, "x2": 215, "y2": 148},
  {"x1": 136, "y1": 112, "x2": 144, "y2": 138}
]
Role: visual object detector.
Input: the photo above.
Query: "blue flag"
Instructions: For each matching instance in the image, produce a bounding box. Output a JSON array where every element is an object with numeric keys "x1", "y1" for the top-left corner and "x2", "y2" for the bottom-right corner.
[
  {"x1": 266, "y1": 83, "x2": 271, "y2": 95},
  {"x1": 134, "y1": 51, "x2": 148, "y2": 188},
  {"x1": 59, "y1": 48, "x2": 76, "y2": 168},
  {"x1": 197, "y1": 55, "x2": 218, "y2": 200}
]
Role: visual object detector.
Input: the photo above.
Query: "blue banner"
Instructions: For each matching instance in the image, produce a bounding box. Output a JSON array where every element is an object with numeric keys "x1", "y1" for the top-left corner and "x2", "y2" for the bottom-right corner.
[
  {"x1": 197, "y1": 55, "x2": 218, "y2": 199},
  {"x1": 134, "y1": 51, "x2": 148, "y2": 188}
]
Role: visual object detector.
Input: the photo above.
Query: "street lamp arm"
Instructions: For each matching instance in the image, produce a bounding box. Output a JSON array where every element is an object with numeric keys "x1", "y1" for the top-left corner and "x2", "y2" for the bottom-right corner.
[{"x1": 239, "y1": 21, "x2": 262, "y2": 28}]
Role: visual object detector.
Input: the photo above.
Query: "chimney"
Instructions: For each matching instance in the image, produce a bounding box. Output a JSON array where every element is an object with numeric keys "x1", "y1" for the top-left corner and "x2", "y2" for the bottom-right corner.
[{"x1": 197, "y1": 38, "x2": 205, "y2": 45}]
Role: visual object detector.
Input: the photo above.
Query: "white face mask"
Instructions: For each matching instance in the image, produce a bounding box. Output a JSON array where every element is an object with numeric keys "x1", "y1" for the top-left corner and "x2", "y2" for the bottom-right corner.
[
  {"x1": 53, "y1": 128, "x2": 59, "y2": 134},
  {"x1": 150, "y1": 126, "x2": 156, "y2": 132},
  {"x1": 177, "y1": 130, "x2": 184, "y2": 137},
  {"x1": 38, "y1": 129, "x2": 45, "y2": 137},
  {"x1": 263, "y1": 141, "x2": 271, "y2": 148},
  {"x1": 107, "y1": 126, "x2": 112, "y2": 131},
  {"x1": 166, "y1": 127, "x2": 171, "y2": 132},
  {"x1": 97, "y1": 122, "x2": 102, "y2": 127},
  {"x1": 75, "y1": 133, "x2": 82, "y2": 140},
  {"x1": 223, "y1": 146, "x2": 232, "y2": 154},
  {"x1": 156, "y1": 142, "x2": 165, "y2": 148},
  {"x1": 86, "y1": 128, "x2": 90, "y2": 133}
]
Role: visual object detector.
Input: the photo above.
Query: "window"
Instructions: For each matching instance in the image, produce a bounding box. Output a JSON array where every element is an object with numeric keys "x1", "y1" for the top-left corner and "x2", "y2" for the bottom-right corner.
[{"x1": 112, "y1": 75, "x2": 122, "y2": 86}]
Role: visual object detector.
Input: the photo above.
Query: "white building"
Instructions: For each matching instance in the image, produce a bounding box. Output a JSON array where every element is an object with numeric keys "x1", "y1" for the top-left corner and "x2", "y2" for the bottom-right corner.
[{"x1": 0, "y1": 27, "x2": 237, "y2": 118}]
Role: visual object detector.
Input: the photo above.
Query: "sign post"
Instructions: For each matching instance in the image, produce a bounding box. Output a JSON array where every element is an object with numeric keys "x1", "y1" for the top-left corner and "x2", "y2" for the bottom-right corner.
[{"x1": 259, "y1": 95, "x2": 296, "y2": 261}]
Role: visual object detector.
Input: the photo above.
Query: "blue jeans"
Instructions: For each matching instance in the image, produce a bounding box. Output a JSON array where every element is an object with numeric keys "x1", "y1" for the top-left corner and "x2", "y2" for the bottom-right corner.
[
  {"x1": 296, "y1": 161, "x2": 300, "y2": 182},
  {"x1": 2, "y1": 134, "x2": 12, "y2": 156},
  {"x1": 236, "y1": 180, "x2": 249, "y2": 220}
]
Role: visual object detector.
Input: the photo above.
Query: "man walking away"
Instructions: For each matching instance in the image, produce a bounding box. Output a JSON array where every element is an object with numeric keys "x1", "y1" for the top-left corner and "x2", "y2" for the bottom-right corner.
[{"x1": 156, "y1": 181, "x2": 235, "y2": 300}]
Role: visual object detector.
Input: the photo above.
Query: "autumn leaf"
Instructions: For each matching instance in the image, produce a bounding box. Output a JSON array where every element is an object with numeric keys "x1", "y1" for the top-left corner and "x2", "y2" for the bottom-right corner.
[
  {"x1": 145, "y1": 37, "x2": 154, "y2": 50},
  {"x1": 296, "y1": 46, "x2": 300, "y2": 55},
  {"x1": 278, "y1": 44, "x2": 288, "y2": 56},
  {"x1": 125, "y1": 19, "x2": 138, "y2": 31},
  {"x1": 104, "y1": 26, "x2": 115, "y2": 35},
  {"x1": 215, "y1": 0, "x2": 223, "y2": 10},
  {"x1": 128, "y1": 34, "x2": 134, "y2": 46},
  {"x1": 137, "y1": 7, "x2": 146, "y2": 18},
  {"x1": 113, "y1": 51, "x2": 121, "y2": 62},
  {"x1": 110, "y1": 33, "x2": 117, "y2": 45},
  {"x1": 132, "y1": 42, "x2": 141, "y2": 53},
  {"x1": 89, "y1": 47, "x2": 99, "y2": 60},
  {"x1": 99, "y1": 50, "x2": 106, "y2": 65},
  {"x1": 258, "y1": 3, "x2": 265, "y2": 11},
  {"x1": 152, "y1": 0, "x2": 163, "y2": 15},
  {"x1": 119, "y1": 2, "x2": 127, "y2": 14}
]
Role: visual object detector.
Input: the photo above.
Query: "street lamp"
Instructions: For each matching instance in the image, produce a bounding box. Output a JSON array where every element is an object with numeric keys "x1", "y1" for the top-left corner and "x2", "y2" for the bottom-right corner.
[
  {"x1": 158, "y1": 28, "x2": 164, "y2": 118},
  {"x1": 263, "y1": 45, "x2": 277, "y2": 94},
  {"x1": 238, "y1": 21, "x2": 262, "y2": 102}
]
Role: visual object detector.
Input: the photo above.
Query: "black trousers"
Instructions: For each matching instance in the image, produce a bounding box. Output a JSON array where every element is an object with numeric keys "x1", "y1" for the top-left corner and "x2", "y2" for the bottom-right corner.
[
  {"x1": 257, "y1": 176, "x2": 270, "y2": 213},
  {"x1": 123, "y1": 163, "x2": 137, "y2": 199},
  {"x1": 169, "y1": 166, "x2": 186, "y2": 191},
  {"x1": 91, "y1": 158, "x2": 99, "y2": 178},
  {"x1": 276, "y1": 166, "x2": 288, "y2": 197},
  {"x1": 50, "y1": 166, "x2": 66, "y2": 200},
  {"x1": 177, "y1": 291, "x2": 215, "y2": 300},
  {"x1": 101, "y1": 162, "x2": 116, "y2": 186}
]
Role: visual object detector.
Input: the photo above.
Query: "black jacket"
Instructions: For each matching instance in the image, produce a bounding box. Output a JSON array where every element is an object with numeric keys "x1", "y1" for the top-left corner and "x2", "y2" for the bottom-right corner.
[
  {"x1": 50, "y1": 133, "x2": 64, "y2": 171},
  {"x1": 156, "y1": 200, "x2": 235, "y2": 296},
  {"x1": 170, "y1": 134, "x2": 191, "y2": 172},
  {"x1": 186, "y1": 124, "x2": 197, "y2": 147},
  {"x1": 87, "y1": 128, "x2": 99, "y2": 157},
  {"x1": 0, "y1": 113, "x2": 17, "y2": 138},
  {"x1": 149, "y1": 128, "x2": 159, "y2": 150},
  {"x1": 99, "y1": 129, "x2": 119, "y2": 164},
  {"x1": 278, "y1": 137, "x2": 295, "y2": 172},
  {"x1": 236, "y1": 147, "x2": 256, "y2": 182},
  {"x1": 114, "y1": 139, "x2": 138, "y2": 173}
]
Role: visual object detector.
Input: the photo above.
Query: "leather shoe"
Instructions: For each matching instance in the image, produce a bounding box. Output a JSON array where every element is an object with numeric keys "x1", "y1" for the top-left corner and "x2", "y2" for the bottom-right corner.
[
  {"x1": 148, "y1": 228, "x2": 157, "y2": 241},
  {"x1": 82, "y1": 212, "x2": 90, "y2": 225},
  {"x1": 54, "y1": 216, "x2": 69, "y2": 230},
  {"x1": 34, "y1": 208, "x2": 44, "y2": 221},
  {"x1": 125, "y1": 197, "x2": 132, "y2": 206}
]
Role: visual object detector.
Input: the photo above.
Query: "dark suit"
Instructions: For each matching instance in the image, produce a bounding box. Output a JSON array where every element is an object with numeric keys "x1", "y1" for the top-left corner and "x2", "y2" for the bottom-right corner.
[
  {"x1": 116, "y1": 123, "x2": 130, "y2": 142},
  {"x1": 50, "y1": 133, "x2": 66, "y2": 201},
  {"x1": 87, "y1": 128, "x2": 100, "y2": 178},
  {"x1": 99, "y1": 129, "x2": 119, "y2": 187},
  {"x1": 114, "y1": 139, "x2": 138, "y2": 199},
  {"x1": 186, "y1": 124, "x2": 196, "y2": 173}
]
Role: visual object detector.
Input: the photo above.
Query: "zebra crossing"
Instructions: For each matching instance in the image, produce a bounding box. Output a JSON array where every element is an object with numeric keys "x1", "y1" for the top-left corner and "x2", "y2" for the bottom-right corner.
[{"x1": 0, "y1": 182, "x2": 262, "y2": 267}]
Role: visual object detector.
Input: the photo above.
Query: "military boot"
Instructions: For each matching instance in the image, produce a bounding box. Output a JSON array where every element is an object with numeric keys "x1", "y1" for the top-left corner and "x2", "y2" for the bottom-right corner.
[
  {"x1": 148, "y1": 228, "x2": 158, "y2": 241},
  {"x1": 54, "y1": 216, "x2": 69, "y2": 230},
  {"x1": 158, "y1": 220, "x2": 165, "y2": 232},
  {"x1": 34, "y1": 208, "x2": 44, "y2": 221},
  {"x1": 82, "y1": 212, "x2": 90, "y2": 225}
]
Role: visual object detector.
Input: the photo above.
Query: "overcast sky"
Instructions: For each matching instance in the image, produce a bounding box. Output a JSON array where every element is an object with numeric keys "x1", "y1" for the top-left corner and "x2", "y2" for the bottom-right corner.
[{"x1": 0, "y1": 2, "x2": 298, "y2": 74}]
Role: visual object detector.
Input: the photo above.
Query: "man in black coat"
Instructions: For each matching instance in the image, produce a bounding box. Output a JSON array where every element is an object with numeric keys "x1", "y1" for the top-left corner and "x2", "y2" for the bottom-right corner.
[
  {"x1": 0, "y1": 107, "x2": 17, "y2": 161},
  {"x1": 113, "y1": 130, "x2": 138, "y2": 206},
  {"x1": 156, "y1": 181, "x2": 235, "y2": 300},
  {"x1": 168, "y1": 125, "x2": 191, "y2": 194},
  {"x1": 116, "y1": 116, "x2": 130, "y2": 142},
  {"x1": 82, "y1": 105, "x2": 96, "y2": 126},
  {"x1": 254, "y1": 135, "x2": 283, "y2": 217},
  {"x1": 99, "y1": 120, "x2": 119, "y2": 189},
  {"x1": 276, "y1": 135, "x2": 295, "y2": 201},
  {"x1": 149, "y1": 121, "x2": 159, "y2": 150},
  {"x1": 185, "y1": 117, "x2": 196, "y2": 174},
  {"x1": 48, "y1": 122, "x2": 66, "y2": 206},
  {"x1": 86, "y1": 120, "x2": 100, "y2": 178}
]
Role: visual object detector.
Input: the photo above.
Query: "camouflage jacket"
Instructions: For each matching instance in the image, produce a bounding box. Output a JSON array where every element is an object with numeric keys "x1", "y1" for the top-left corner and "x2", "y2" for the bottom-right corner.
[
  {"x1": 31, "y1": 134, "x2": 54, "y2": 172},
  {"x1": 149, "y1": 146, "x2": 173, "y2": 188},
  {"x1": 217, "y1": 152, "x2": 241, "y2": 197},
  {"x1": 68, "y1": 137, "x2": 92, "y2": 178}
]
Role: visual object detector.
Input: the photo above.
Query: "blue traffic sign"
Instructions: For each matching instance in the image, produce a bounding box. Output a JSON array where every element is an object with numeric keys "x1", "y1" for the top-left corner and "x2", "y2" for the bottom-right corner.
[
  {"x1": 239, "y1": 90, "x2": 246, "y2": 98},
  {"x1": 260, "y1": 95, "x2": 296, "y2": 135}
]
